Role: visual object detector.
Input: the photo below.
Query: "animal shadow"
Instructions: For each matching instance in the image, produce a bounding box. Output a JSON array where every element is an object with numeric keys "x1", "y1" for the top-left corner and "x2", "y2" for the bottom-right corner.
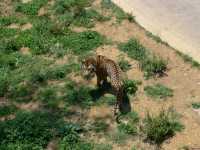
[{"x1": 90, "y1": 81, "x2": 131, "y2": 114}]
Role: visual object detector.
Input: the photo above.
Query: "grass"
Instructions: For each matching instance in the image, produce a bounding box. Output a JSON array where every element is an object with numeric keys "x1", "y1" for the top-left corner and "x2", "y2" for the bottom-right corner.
[
  {"x1": 92, "y1": 120, "x2": 109, "y2": 133},
  {"x1": 53, "y1": 0, "x2": 108, "y2": 28},
  {"x1": 119, "y1": 38, "x2": 167, "y2": 78},
  {"x1": 109, "y1": 131, "x2": 129, "y2": 145},
  {"x1": 0, "y1": 111, "x2": 66, "y2": 148},
  {"x1": 143, "y1": 108, "x2": 184, "y2": 144},
  {"x1": 176, "y1": 51, "x2": 200, "y2": 69},
  {"x1": 101, "y1": 0, "x2": 128, "y2": 23},
  {"x1": 118, "y1": 57, "x2": 131, "y2": 72},
  {"x1": 0, "y1": 105, "x2": 18, "y2": 117},
  {"x1": 15, "y1": 0, "x2": 48, "y2": 16},
  {"x1": 192, "y1": 102, "x2": 200, "y2": 109},
  {"x1": 118, "y1": 122, "x2": 137, "y2": 135},
  {"x1": 144, "y1": 84, "x2": 173, "y2": 99},
  {"x1": 118, "y1": 39, "x2": 147, "y2": 61},
  {"x1": 123, "y1": 79, "x2": 141, "y2": 96},
  {"x1": 63, "y1": 81, "x2": 94, "y2": 107},
  {"x1": 146, "y1": 31, "x2": 169, "y2": 46},
  {"x1": 141, "y1": 56, "x2": 167, "y2": 79}
]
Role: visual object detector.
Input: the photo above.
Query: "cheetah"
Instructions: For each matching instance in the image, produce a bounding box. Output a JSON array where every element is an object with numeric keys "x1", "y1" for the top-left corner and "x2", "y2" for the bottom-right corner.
[{"x1": 81, "y1": 55, "x2": 126, "y2": 115}]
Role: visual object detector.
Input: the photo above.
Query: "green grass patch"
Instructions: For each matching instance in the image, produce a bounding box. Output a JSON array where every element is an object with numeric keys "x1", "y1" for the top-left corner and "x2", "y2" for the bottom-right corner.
[
  {"x1": 63, "y1": 81, "x2": 94, "y2": 107},
  {"x1": 60, "y1": 30, "x2": 105, "y2": 55},
  {"x1": 144, "y1": 84, "x2": 173, "y2": 99},
  {"x1": 123, "y1": 79, "x2": 141, "y2": 96},
  {"x1": 192, "y1": 102, "x2": 200, "y2": 109},
  {"x1": 0, "y1": 111, "x2": 66, "y2": 148},
  {"x1": 0, "y1": 105, "x2": 17, "y2": 117},
  {"x1": 15, "y1": 0, "x2": 48, "y2": 16},
  {"x1": 118, "y1": 57, "x2": 131, "y2": 72},
  {"x1": 143, "y1": 108, "x2": 184, "y2": 144},
  {"x1": 118, "y1": 38, "x2": 147, "y2": 61}
]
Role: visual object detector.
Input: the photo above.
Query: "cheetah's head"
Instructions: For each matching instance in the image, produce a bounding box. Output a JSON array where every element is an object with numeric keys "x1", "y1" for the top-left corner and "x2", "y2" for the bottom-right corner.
[{"x1": 81, "y1": 57, "x2": 96, "y2": 80}]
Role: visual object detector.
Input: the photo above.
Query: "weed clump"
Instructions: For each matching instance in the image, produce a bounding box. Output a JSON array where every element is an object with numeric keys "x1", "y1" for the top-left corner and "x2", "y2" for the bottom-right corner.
[
  {"x1": 143, "y1": 108, "x2": 184, "y2": 144},
  {"x1": 144, "y1": 84, "x2": 173, "y2": 99},
  {"x1": 92, "y1": 120, "x2": 109, "y2": 133}
]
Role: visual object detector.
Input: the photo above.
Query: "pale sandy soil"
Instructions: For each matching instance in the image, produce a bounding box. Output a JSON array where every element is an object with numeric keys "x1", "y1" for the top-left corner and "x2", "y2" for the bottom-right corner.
[{"x1": 112, "y1": 0, "x2": 200, "y2": 63}]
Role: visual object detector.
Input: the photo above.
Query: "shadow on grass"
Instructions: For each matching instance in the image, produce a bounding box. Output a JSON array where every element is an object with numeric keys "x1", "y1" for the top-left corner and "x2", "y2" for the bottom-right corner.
[{"x1": 89, "y1": 81, "x2": 131, "y2": 114}]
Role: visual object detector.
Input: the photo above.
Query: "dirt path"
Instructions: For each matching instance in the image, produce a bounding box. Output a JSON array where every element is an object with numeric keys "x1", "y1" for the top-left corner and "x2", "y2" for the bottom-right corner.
[{"x1": 112, "y1": 0, "x2": 200, "y2": 63}]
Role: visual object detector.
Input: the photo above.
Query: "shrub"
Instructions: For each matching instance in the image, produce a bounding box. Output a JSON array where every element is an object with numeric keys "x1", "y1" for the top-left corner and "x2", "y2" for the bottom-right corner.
[
  {"x1": 0, "y1": 111, "x2": 64, "y2": 148},
  {"x1": 118, "y1": 39, "x2": 147, "y2": 61},
  {"x1": 143, "y1": 109, "x2": 184, "y2": 144},
  {"x1": 144, "y1": 84, "x2": 173, "y2": 99},
  {"x1": 118, "y1": 58, "x2": 131, "y2": 72},
  {"x1": 123, "y1": 79, "x2": 140, "y2": 96},
  {"x1": 141, "y1": 56, "x2": 167, "y2": 79},
  {"x1": 15, "y1": 0, "x2": 48, "y2": 15},
  {"x1": 192, "y1": 102, "x2": 200, "y2": 109}
]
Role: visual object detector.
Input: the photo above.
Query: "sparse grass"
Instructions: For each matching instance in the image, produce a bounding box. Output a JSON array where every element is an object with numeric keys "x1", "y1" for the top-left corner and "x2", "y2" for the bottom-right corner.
[
  {"x1": 192, "y1": 102, "x2": 200, "y2": 109},
  {"x1": 0, "y1": 105, "x2": 17, "y2": 117},
  {"x1": 119, "y1": 39, "x2": 167, "y2": 78},
  {"x1": 92, "y1": 120, "x2": 109, "y2": 133},
  {"x1": 101, "y1": 0, "x2": 128, "y2": 23},
  {"x1": 143, "y1": 108, "x2": 184, "y2": 144},
  {"x1": 146, "y1": 31, "x2": 169, "y2": 46},
  {"x1": 109, "y1": 131, "x2": 129, "y2": 145},
  {"x1": 118, "y1": 122, "x2": 137, "y2": 135},
  {"x1": 144, "y1": 84, "x2": 173, "y2": 99},
  {"x1": 15, "y1": 0, "x2": 48, "y2": 16},
  {"x1": 176, "y1": 51, "x2": 200, "y2": 69},
  {"x1": 118, "y1": 57, "x2": 131, "y2": 72}
]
